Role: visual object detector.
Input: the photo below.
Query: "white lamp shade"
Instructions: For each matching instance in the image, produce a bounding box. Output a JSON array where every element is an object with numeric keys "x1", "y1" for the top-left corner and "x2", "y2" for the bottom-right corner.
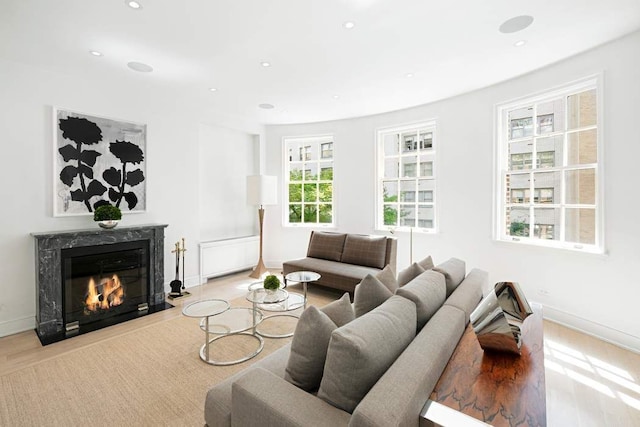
[{"x1": 247, "y1": 175, "x2": 277, "y2": 206}]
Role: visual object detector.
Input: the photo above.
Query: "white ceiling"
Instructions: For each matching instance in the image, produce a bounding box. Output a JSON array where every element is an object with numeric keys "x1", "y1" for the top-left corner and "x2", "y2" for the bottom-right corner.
[{"x1": 1, "y1": 0, "x2": 639, "y2": 125}]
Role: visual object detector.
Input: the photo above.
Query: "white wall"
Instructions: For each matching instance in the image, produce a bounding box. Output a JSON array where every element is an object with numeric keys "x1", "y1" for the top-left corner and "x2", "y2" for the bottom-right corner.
[
  {"x1": 0, "y1": 58, "x2": 262, "y2": 337},
  {"x1": 264, "y1": 31, "x2": 640, "y2": 352},
  {"x1": 198, "y1": 124, "x2": 257, "y2": 242}
]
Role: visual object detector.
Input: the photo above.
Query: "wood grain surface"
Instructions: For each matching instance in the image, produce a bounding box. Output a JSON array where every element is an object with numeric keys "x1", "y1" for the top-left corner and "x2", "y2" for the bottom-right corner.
[{"x1": 430, "y1": 309, "x2": 546, "y2": 427}]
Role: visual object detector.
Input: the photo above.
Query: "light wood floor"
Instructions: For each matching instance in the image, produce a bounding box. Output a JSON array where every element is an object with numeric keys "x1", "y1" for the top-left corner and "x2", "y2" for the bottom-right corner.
[{"x1": 1, "y1": 271, "x2": 639, "y2": 426}]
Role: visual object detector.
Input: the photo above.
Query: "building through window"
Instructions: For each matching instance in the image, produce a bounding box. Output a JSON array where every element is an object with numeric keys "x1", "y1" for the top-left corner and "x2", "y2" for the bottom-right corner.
[
  {"x1": 496, "y1": 77, "x2": 602, "y2": 251},
  {"x1": 377, "y1": 122, "x2": 436, "y2": 231},
  {"x1": 284, "y1": 136, "x2": 334, "y2": 226}
]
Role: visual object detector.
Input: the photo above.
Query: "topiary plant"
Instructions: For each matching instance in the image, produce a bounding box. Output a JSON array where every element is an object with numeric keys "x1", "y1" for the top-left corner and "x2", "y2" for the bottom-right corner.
[
  {"x1": 94, "y1": 204, "x2": 122, "y2": 221},
  {"x1": 263, "y1": 274, "x2": 281, "y2": 291}
]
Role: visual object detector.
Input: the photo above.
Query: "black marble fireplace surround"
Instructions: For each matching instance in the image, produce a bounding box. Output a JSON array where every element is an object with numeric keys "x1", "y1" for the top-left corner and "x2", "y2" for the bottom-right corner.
[{"x1": 32, "y1": 224, "x2": 169, "y2": 345}]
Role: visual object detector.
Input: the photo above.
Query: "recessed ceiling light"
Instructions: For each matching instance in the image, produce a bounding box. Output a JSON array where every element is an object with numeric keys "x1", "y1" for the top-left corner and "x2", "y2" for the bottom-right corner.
[
  {"x1": 499, "y1": 15, "x2": 534, "y2": 34},
  {"x1": 343, "y1": 21, "x2": 355, "y2": 30},
  {"x1": 333, "y1": 95, "x2": 340, "y2": 99},
  {"x1": 127, "y1": 61, "x2": 153, "y2": 72},
  {"x1": 405, "y1": 73, "x2": 414, "y2": 78},
  {"x1": 90, "y1": 51, "x2": 103, "y2": 57},
  {"x1": 514, "y1": 40, "x2": 527, "y2": 47},
  {"x1": 258, "y1": 103, "x2": 275, "y2": 109},
  {"x1": 261, "y1": 61, "x2": 271, "y2": 67},
  {"x1": 209, "y1": 87, "x2": 217, "y2": 92},
  {"x1": 126, "y1": 1, "x2": 142, "y2": 9}
]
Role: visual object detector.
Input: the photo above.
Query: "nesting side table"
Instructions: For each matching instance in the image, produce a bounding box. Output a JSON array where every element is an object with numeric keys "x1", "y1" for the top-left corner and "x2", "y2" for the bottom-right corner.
[
  {"x1": 246, "y1": 288, "x2": 295, "y2": 338},
  {"x1": 182, "y1": 299, "x2": 264, "y2": 366},
  {"x1": 284, "y1": 271, "x2": 321, "y2": 312}
]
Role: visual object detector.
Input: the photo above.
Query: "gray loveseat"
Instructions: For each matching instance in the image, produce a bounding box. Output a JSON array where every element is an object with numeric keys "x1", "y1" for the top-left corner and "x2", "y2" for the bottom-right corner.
[
  {"x1": 204, "y1": 258, "x2": 488, "y2": 427},
  {"x1": 282, "y1": 231, "x2": 397, "y2": 293}
]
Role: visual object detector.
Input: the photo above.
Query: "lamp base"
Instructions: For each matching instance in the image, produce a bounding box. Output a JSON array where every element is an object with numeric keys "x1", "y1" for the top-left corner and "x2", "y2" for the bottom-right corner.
[{"x1": 249, "y1": 257, "x2": 268, "y2": 279}]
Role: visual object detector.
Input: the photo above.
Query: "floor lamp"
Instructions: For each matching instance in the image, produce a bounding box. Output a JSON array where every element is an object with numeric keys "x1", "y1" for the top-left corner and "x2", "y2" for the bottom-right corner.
[{"x1": 247, "y1": 175, "x2": 277, "y2": 279}]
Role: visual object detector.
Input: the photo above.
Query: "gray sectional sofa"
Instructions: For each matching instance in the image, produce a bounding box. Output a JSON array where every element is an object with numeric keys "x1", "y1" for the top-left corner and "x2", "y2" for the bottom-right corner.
[
  {"x1": 282, "y1": 231, "x2": 397, "y2": 293},
  {"x1": 205, "y1": 258, "x2": 487, "y2": 427}
]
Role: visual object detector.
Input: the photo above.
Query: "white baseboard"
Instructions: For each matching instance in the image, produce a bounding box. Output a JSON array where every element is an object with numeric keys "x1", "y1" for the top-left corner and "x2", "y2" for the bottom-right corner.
[
  {"x1": 541, "y1": 303, "x2": 640, "y2": 354},
  {"x1": 0, "y1": 315, "x2": 35, "y2": 338}
]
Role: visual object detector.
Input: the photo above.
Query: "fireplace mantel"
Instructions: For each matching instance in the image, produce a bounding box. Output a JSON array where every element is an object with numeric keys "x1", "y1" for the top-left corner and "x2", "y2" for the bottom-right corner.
[{"x1": 32, "y1": 224, "x2": 168, "y2": 343}]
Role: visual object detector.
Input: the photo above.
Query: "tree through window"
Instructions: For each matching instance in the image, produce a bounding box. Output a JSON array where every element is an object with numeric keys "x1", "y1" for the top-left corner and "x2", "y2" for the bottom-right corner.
[
  {"x1": 377, "y1": 122, "x2": 436, "y2": 231},
  {"x1": 284, "y1": 135, "x2": 334, "y2": 226}
]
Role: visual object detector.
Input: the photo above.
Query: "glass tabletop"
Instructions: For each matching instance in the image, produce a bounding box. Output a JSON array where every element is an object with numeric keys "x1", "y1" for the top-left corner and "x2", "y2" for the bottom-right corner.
[
  {"x1": 246, "y1": 288, "x2": 288, "y2": 304},
  {"x1": 285, "y1": 271, "x2": 321, "y2": 283},
  {"x1": 182, "y1": 299, "x2": 230, "y2": 318},
  {"x1": 199, "y1": 307, "x2": 262, "y2": 334},
  {"x1": 248, "y1": 281, "x2": 265, "y2": 292},
  {"x1": 258, "y1": 292, "x2": 305, "y2": 312}
]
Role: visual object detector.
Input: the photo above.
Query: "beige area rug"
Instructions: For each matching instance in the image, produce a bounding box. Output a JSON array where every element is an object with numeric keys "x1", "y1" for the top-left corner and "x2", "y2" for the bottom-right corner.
[{"x1": 0, "y1": 287, "x2": 340, "y2": 427}]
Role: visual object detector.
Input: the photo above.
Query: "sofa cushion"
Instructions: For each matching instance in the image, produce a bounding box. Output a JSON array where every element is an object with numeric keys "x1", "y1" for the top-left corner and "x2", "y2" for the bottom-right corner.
[
  {"x1": 433, "y1": 258, "x2": 466, "y2": 297},
  {"x1": 204, "y1": 343, "x2": 291, "y2": 427},
  {"x1": 397, "y1": 262, "x2": 425, "y2": 287},
  {"x1": 307, "y1": 232, "x2": 347, "y2": 262},
  {"x1": 283, "y1": 258, "x2": 383, "y2": 293},
  {"x1": 417, "y1": 255, "x2": 435, "y2": 270},
  {"x1": 285, "y1": 306, "x2": 337, "y2": 391},
  {"x1": 445, "y1": 268, "x2": 486, "y2": 321},
  {"x1": 375, "y1": 264, "x2": 398, "y2": 292},
  {"x1": 340, "y1": 234, "x2": 387, "y2": 269},
  {"x1": 350, "y1": 305, "x2": 466, "y2": 427},
  {"x1": 353, "y1": 274, "x2": 393, "y2": 317},
  {"x1": 317, "y1": 295, "x2": 417, "y2": 413},
  {"x1": 320, "y1": 293, "x2": 354, "y2": 327},
  {"x1": 395, "y1": 270, "x2": 446, "y2": 331}
]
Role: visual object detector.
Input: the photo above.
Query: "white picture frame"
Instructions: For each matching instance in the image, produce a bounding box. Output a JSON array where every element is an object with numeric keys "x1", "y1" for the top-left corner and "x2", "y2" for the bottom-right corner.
[{"x1": 53, "y1": 108, "x2": 147, "y2": 216}]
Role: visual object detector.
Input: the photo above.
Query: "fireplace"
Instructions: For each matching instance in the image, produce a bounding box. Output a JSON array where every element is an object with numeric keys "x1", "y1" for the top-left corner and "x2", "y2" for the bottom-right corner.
[
  {"x1": 33, "y1": 224, "x2": 169, "y2": 345},
  {"x1": 62, "y1": 240, "x2": 150, "y2": 333}
]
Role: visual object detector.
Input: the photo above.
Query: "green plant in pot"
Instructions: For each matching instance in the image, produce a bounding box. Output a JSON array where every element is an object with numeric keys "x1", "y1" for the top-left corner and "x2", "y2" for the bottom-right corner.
[
  {"x1": 94, "y1": 204, "x2": 122, "y2": 229},
  {"x1": 263, "y1": 274, "x2": 281, "y2": 292}
]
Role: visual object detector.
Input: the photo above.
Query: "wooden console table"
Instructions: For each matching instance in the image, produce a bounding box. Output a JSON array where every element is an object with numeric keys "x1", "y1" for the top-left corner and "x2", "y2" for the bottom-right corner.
[{"x1": 422, "y1": 305, "x2": 546, "y2": 426}]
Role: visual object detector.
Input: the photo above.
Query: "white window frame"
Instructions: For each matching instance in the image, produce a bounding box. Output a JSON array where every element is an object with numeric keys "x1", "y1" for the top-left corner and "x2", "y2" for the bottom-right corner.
[
  {"x1": 375, "y1": 120, "x2": 437, "y2": 233},
  {"x1": 283, "y1": 134, "x2": 335, "y2": 228},
  {"x1": 494, "y1": 75, "x2": 605, "y2": 253}
]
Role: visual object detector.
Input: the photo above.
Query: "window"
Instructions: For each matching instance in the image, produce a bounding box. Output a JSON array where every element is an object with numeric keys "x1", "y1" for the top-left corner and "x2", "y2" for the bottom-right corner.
[
  {"x1": 321, "y1": 142, "x2": 333, "y2": 159},
  {"x1": 496, "y1": 77, "x2": 602, "y2": 252},
  {"x1": 284, "y1": 136, "x2": 334, "y2": 226},
  {"x1": 377, "y1": 122, "x2": 436, "y2": 231},
  {"x1": 510, "y1": 151, "x2": 555, "y2": 170}
]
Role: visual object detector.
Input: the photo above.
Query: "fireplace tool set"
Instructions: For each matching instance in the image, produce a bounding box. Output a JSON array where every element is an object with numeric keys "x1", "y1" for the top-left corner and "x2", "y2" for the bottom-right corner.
[{"x1": 169, "y1": 238, "x2": 187, "y2": 298}]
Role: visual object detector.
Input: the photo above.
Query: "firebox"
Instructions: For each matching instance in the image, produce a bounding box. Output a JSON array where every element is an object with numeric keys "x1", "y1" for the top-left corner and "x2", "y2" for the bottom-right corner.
[{"x1": 62, "y1": 240, "x2": 149, "y2": 333}]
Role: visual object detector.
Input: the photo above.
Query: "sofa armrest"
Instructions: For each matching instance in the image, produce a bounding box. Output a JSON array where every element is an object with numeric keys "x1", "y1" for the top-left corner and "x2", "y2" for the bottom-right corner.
[
  {"x1": 384, "y1": 237, "x2": 397, "y2": 274},
  {"x1": 231, "y1": 368, "x2": 351, "y2": 427}
]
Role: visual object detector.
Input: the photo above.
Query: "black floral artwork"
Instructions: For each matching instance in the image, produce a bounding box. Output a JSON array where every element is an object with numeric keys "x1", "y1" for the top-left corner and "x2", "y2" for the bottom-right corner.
[
  {"x1": 54, "y1": 110, "x2": 146, "y2": 216},
  {"x1": 58, "y1": 117, "x2": 107, "y2": 212},
  {"x1": 103, "y1": 140, "x2": 145, "y2": 209}
]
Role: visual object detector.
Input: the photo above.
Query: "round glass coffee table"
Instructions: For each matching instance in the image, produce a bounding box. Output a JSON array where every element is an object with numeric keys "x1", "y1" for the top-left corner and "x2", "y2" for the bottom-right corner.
[
  {"x1": 182, "y1": 299, "x2": 264, "y2": 366},
  {"x1": 285, "y1": 271, "x2": 321, "y2": 312},
  {"x1": 246, "y1": 288, "x2": 297, "y2": 338}
]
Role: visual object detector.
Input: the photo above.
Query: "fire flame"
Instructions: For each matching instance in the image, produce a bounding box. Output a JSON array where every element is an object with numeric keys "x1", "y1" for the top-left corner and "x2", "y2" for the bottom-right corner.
[{"x1": 85, "y1": 274, "x2": 124, "y2": 312}]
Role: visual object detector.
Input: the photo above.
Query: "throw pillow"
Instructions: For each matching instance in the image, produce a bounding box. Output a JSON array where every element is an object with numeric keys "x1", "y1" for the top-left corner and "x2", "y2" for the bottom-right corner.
[
  {"x1": 284, "y1": 306, "x2": 338, "y2": 391},
  {"x1": 375, "y1": 264, "x2": 398, "y2": 292},
  {"x1": 320, "y1": 293, "x2": 355, "y2": 327},
  {"x1": 395, "y1": 270, "x2": 446, "y2": 331},
  {"x1": 417, "y1": 255, "x2": 434, "y2": 270},
  {"x1": 433, "y1": 258, "x2": 466, "y2": 297},
  {"x1": 317, "y1": 295, "x2": 417, "y2": 413},
  {"x1": 307, "y1": 231, "x2": 347, "y2": 261},
  {"x1": 340, "y1": 235, "x2": 387, "y2": 269},
  {"x1": 353, "y1": 274, "x2": 393, "y2": 317},
  {"x1": 397, "y1": 262, "x2": 425, "y2": 287}
]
